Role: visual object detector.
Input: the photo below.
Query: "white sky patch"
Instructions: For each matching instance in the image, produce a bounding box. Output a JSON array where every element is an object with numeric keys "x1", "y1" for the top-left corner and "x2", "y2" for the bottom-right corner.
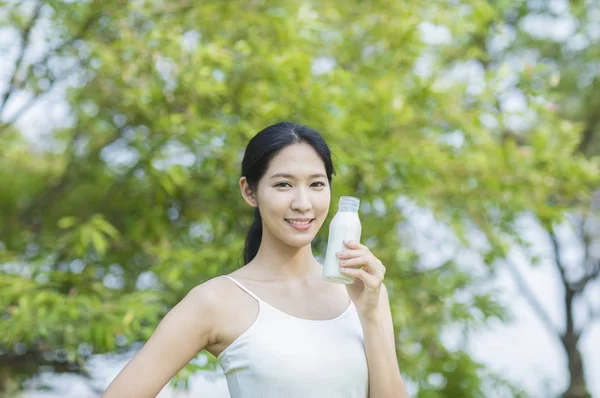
[
  {"x1": 181, "y1": 30, "x2": 201, "y2": 52},
  {"x1": 419, "y1": 22, "x2": 453, "y2": 45},
  {"x1": 151, "y1": 139, "x2": 197, "y2": 170},
  {"x1": 311, "y1": 56, "x2": 336, "y2": 75},
  {"x1": 521, "y1": 14, "x2": 578, "y2": 42}
]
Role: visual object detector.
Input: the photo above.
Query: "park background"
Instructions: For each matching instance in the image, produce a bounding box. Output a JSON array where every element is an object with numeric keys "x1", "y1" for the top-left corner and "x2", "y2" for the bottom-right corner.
[{"x1": 1, "y1": 0, "x2": 599, "y2": 397}]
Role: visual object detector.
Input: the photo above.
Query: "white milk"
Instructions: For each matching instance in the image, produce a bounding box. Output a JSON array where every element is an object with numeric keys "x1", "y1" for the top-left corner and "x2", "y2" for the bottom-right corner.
[{"x1": 323, "y1": 196, "x2": 361, "y2": 284}]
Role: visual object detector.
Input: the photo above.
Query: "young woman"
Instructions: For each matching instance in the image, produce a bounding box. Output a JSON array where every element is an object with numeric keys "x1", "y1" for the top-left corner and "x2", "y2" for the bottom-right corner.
[{"x1": 102, "y1": 122, "x2": 408, "y2": 397}]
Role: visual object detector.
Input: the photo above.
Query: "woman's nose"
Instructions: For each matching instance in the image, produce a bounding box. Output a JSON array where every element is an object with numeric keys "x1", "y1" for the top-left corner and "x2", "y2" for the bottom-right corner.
[{"x1": 291, "y1": 188, "x2": 312, "y2": 211}]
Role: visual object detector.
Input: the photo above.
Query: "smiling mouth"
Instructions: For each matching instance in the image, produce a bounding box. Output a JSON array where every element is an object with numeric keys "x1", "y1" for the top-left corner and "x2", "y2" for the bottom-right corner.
[{"x1": 285, "y1": 218, "x2": 315, "y2": 226}]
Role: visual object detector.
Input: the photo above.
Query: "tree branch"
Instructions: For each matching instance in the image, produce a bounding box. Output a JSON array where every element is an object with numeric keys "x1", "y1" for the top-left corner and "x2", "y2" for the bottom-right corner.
[
  {"x1": 0, "y1": 61, "x2": 84, "y2": 134},
  {"x1": 569, "y1": 213, "x2": 600, "y2": 293},
  {"x1": 574, "y1": 74, "x2": 600, "y2": 155},
  {"x1": 577, "y1": 214, "x2": 592, "y2": 274},
  {"x1": 549, "y1": 229, "x2": 570, "y2": 288},
  {"x1": 0, "y1": 7, "x2": 103, "y2": 134},
  {"x1": 571, "y1": 260, "x2": 600, "y2": 293},
  {"x1": 0, "y1": 1, "x2": 43, "y2": 119},
  {"x1": 549, "y1": 228, "x2": 582, "y2": 340},
  {"x1": 503, "y1": 259, "x2": 559, "y2": 341},
  {"x1": 575, "y1": 110, "x2": 600, "y2": 155}
]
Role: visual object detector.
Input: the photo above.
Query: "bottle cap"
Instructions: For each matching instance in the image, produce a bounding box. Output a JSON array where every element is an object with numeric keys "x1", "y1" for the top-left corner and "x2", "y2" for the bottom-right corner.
[{"x1": 338, "y1": 196, "x2": 360, "y2": 211}]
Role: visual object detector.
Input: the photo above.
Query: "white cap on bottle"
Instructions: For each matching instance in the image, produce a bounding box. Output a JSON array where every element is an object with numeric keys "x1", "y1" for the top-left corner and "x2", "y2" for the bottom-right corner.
[{"x1": 338, "y1": 196, "x2": 360, "y2": 212}]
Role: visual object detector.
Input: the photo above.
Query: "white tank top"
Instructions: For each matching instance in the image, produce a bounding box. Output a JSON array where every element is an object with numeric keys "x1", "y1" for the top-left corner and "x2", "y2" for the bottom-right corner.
[{"x1": 217, "y1": 275, "x2": 369, "y2": 398}]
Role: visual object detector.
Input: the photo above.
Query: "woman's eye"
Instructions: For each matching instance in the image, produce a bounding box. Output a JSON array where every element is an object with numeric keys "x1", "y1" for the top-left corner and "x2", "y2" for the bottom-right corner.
[{"x1": 274, "y1": 181, "x2": 326, "y2": 188}]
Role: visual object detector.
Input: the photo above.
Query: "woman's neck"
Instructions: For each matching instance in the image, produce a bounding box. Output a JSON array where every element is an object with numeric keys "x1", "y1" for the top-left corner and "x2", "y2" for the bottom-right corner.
[{"x1": 249, "y1": 238, "x2": 321, "y2": 281}]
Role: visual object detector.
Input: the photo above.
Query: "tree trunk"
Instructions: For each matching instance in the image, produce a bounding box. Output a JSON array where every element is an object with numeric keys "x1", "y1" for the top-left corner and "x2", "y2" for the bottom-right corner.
[
  {"x1": 0, "y1": 364, "x2": 19, "y2": 397},
  {"x1": 561, "y1": 334, "x2": 590, "y2": 398}
]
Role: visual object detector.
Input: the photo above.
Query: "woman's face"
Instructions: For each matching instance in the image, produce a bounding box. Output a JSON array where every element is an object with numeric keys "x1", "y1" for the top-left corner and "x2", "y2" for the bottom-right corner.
[{"x1": 248, "y1": 142, "x2": 331, "y2": 249}]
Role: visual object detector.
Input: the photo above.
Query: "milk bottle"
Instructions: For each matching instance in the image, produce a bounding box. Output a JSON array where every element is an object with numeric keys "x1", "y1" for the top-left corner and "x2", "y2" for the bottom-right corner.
[{"x1": 323, "y1": 196, "x2": 361, "y2": 284}]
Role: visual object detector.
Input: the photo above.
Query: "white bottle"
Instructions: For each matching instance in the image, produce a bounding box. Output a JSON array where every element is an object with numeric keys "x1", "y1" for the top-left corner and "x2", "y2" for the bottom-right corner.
[{"x1": 323, "y1": 196, "x2": 361, "y2": 284}]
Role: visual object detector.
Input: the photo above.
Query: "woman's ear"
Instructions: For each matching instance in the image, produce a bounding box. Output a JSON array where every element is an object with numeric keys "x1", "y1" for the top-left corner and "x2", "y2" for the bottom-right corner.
[{"x1": 239, "y1": 177, "x2": 258, "y2": 208}]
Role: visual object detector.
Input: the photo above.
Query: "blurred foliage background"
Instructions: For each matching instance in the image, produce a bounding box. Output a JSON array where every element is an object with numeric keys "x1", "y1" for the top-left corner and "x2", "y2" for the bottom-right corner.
[{"x1": 1, "y1": 0, "x2": 599, "y2": 397}]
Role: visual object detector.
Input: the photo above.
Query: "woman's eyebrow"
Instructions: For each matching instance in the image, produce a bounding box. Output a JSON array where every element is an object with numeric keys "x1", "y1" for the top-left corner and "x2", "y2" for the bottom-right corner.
[{"x1": 268, "y1": 173, "x2": 327, "y2": 179}]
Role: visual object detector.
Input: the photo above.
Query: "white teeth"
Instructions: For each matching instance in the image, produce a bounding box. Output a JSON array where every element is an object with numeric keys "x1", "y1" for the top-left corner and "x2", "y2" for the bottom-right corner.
[{"x1": 287, "y1": 219, "x2": 312, "y2": 225}]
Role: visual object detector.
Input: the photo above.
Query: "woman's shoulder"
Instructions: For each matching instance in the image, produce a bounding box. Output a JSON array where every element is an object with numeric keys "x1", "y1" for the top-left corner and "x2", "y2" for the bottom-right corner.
[
  {"x1": 184, "y1": 273, "x2": 250, "y2": 319},
  {"x1": 184, "y1": 273, "x2": 257, "y2": 348},
  {"x1": 186, "y1": 274, "x2": 238, "y2": 305}
]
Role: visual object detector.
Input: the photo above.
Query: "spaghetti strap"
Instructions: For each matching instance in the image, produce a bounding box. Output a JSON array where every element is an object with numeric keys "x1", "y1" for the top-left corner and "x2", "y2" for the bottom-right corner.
[{"x1": 221, "y1": 275, "x2": 262, "y2": 302}]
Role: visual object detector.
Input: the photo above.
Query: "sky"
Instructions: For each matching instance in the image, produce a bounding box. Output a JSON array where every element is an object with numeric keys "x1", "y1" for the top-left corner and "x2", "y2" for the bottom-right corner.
[{"x1": 3, "y1": 1, "x2": 599, "y2": 397}]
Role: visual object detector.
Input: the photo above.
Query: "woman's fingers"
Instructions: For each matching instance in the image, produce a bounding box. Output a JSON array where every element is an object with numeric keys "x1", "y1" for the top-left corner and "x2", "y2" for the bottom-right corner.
[
  {"x1": 336, "y1": 249, "x2": 366, "y2": 260},
  {"x1": 338, "y1": 241, "x2": 386, "y2": 281},
  {"x1": 340, "y1": 266, "x2": 379, "y2": 287},
  {"x1": 343, "y1": 240, "x2": 368, "y2": 251},
  {"x1": 338, "y1": 255, "x2": 369, "y2": 268},
  {"x1": 339, "y1": 254, "x2": 385, "y2": 277}
]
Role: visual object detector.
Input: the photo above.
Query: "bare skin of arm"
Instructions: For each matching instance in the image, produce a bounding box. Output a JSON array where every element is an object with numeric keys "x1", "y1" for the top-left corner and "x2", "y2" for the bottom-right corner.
[
  {"x1": 361, "y1": 284, "x2": 409, "y2": 398},
  {"x1": 101, "y1": 279, "x2": 223, "y2": 398}
]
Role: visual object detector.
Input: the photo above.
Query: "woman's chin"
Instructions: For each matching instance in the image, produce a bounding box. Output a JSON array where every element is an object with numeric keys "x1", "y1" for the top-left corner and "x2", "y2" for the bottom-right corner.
[{"x1": 282, "y1": 234, "x2": 316, "y2": 248}]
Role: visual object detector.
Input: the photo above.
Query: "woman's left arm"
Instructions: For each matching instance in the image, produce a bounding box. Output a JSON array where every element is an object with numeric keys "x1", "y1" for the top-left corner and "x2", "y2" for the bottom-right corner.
[
  {"x1": 361, "y1": 284, "x2": 408, "y2": 398},
  {"x1": 338, "y1": 241, "x2": 409, "y2": 398}
]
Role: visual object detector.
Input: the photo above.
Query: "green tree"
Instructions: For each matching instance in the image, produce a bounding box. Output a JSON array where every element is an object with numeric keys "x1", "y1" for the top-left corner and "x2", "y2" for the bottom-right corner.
[
  {"x1": 1, "y1": 1, "x2": 597, "y2": 397},
  {"x1": 439, "y1": 1, "x2": 600, "y2": 396}
]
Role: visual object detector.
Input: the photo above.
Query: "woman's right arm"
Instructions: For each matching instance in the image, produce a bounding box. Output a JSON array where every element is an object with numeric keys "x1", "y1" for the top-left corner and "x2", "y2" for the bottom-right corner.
[{"x1": 101, "y1": 280, "x2": 221, "y2": 398}]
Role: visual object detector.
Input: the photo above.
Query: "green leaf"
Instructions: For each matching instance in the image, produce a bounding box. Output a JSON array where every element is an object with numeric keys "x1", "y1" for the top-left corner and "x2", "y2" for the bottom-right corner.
[{"x1": 57, "y1": 216, "x2": 78, "y2": 229}]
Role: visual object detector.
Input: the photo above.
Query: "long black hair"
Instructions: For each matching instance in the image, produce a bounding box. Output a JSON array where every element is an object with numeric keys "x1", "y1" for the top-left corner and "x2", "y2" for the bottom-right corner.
[{"x1": 241, "y1": 122, "x2": 335, "y2": 264}]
